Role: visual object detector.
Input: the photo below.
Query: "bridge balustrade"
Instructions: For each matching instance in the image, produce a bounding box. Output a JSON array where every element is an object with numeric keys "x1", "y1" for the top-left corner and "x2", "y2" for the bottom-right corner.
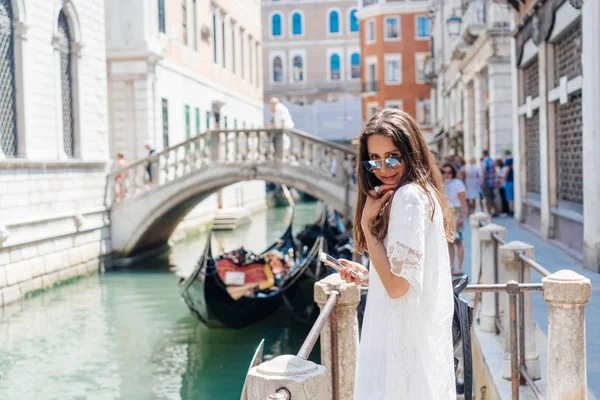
[{"x1": 105, "y1": 128, "x2": 356, "y2": 206}]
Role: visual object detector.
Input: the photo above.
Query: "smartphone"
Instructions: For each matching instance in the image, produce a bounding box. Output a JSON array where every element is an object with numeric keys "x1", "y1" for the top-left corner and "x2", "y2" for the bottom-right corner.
[{"x1": 319, "y1": 252, "x2": 366, "y2": 282}]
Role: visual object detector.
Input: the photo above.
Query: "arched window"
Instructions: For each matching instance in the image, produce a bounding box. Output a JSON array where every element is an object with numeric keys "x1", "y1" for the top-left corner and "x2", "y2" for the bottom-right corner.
[
  {"x1": 292, "y1": 55, "x2": 303, "y2": 82},
  {"x1": 351, "y1": 52, "x2": 360, "y2": 79},
  {"x1": 0, "y1": 0, "x2": 17, "y2": 157},
  {"x1": 273, "y1": 56, "x2": 283, "y2": 82},
  {"x1": 328, "y1": 10, "x2": 339, "y2": 33},
  {"x1": 349, "y1": 9, "x2": 359, "y2": 32},
  {"x1": 57, "y1": 10, "x2": 75, "y2": 158},
  {"x1": 292, "y1": 12, "x2": 302, "y2": 35},
  {"x1": 330, "y1": 53, "x2": 340, "y2": 80},
  {"x1": 271, "y1": 13, "x2": 282, "y2": 36}
]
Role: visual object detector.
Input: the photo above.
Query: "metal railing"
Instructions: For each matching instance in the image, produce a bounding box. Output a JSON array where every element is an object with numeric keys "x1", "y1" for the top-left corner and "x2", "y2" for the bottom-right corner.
[
  {"x1": 478, "y1": 219, "x2": 546, "y2": 399},
  {"x1": 268, "y1": 292, "x2": 341, "y2": 400},
  {"x1": 465, "y1": 282, "x2": 543, "y2": 399}
]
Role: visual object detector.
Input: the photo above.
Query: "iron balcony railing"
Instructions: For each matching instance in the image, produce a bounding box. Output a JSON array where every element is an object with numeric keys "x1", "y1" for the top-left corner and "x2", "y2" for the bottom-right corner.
[{"x1": 361, "y1": 81, "x2": 378, "y2": 93}]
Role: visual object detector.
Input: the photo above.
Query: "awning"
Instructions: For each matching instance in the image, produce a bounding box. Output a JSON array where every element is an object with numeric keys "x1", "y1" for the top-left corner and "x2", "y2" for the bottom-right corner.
[{"x1": 428, "y1": 130, "x2": 449, "y2": 145}]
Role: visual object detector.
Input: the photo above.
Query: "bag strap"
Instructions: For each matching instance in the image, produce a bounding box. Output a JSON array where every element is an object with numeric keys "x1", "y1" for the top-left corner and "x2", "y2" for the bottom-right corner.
[
  {"x1": 453, "y1": 274, "x2": 469, "y2": 294},
  {"x1": 461, "y1": 303, "x2": 473, "y2": 400}
]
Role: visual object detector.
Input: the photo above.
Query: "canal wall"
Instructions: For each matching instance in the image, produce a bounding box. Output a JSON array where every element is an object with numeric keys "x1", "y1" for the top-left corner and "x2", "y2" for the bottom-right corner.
[{"x1": 0, "y1": 164, "x2": 112, "y2": 307}]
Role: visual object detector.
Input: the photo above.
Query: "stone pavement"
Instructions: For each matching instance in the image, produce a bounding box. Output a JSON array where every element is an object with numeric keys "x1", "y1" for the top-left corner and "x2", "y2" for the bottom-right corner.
[{"x1": 462, "y1": 216, "x2": 600, "y2": 398}]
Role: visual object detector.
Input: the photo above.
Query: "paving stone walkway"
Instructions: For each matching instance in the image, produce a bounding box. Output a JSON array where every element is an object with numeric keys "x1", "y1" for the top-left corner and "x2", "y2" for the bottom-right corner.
[{"x1": 462, "y1": 216, "x2": 600, "y2": 397}]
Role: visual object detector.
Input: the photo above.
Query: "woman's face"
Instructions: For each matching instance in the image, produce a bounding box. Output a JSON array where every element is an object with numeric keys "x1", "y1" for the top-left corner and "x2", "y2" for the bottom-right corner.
[
  {"x1": 365, "y1": 135, "x2": 406, "y2": 187},
  {"x1": 442, "y1": 166, "x2": 453, "y2": 183}
]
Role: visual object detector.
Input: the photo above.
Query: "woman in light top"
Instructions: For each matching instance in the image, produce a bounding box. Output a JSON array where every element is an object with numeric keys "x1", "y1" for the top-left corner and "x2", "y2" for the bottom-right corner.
[
  {"x1": 443, "y1": 163, "x2": 468, "y2": 275},
  {"x1": 339, "y1": 109, "x2": 457, "y2": 399}
]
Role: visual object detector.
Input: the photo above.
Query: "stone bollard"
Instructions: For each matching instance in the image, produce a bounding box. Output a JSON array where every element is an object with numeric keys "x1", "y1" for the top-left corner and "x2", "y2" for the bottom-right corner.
[
  {"x1": 314, "y1": 274, "x2": 361, "y2": 400},
  {"x1": 246, "y1": 355, "x2": 330, "y2": 400},
  {"x1": 499, "y1": 241, "x2": 540, "y2": 380},
  {"x1": 478, "y1": 223, "x2": 506, "y2": 332},
  {"x1": 543, "y1": 270, "x2": 592, "y2": 400},
  {"x1": 469, "y1": 212, "x2": 491, "y2": 284}
]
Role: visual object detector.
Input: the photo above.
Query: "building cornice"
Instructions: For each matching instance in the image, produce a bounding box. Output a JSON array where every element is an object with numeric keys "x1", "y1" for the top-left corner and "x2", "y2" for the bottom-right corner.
[
  {"x1": 355, "y1": 2, "x2": 429, "y2": 20},
  {"x1": 459, "y1": 28, "x2": 512, "y2": 74}
]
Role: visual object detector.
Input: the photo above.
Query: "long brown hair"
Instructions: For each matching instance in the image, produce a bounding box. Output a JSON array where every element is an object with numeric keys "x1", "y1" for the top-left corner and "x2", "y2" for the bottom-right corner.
[{"x1": 353, "y1": 109, "x2": 455, "y2": 253}]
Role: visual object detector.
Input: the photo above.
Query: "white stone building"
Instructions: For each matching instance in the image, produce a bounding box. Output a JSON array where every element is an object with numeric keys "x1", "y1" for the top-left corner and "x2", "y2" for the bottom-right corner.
[
  {"x1": 511, "y1": 0, "x2": 599, "y2": 272},
  {"x1": 426, "y1": 0, "x2": 515, "y2": 161},
  {"x1": 0, "y1": 0, "x2": 111, "y2": 305},
  {"x1": 105, "y1": 0, "x2": 267, "y2": 238}
]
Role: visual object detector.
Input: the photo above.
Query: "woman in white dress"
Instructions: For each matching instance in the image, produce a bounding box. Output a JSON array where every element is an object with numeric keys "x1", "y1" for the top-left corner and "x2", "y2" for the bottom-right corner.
[{"x1": 339, "y1": 109, "x2": 457, "y2": 399}]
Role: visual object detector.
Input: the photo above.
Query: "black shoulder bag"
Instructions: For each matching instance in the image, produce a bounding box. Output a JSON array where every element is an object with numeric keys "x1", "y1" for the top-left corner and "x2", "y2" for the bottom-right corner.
[{"x1": 452, "y1": 274, "x2": 473, "y2": 400}]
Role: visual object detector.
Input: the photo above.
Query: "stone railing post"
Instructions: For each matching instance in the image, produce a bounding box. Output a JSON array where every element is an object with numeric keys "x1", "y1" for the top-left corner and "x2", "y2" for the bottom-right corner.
[
  {"x1": 499, "y1": 241, "x2": 540, "y2": 380},
  {"x1": 210, "y1": 130, "x2": 221, "y2": 162},
  {"x1": 543, "y1": 270, "x2": 592, "y2": 400},
  {"x1": 247, "y1": 355, "x2": 330, "y2": 400},
  {"x1": 314, "y1": 274, "x2": 361, "y2": 400},
  {"x1": 334, "y1": 150, "x2": 345, "y2": 183},
  {"x1": 478, "y1": 223, "x2": 506, "y2": 332},
  {"x1": 273, "y1": 130, "x2": 283, "y2": 160},
  {"x1": 469, "y1": 212, "x2": 491, "y2": 284}
]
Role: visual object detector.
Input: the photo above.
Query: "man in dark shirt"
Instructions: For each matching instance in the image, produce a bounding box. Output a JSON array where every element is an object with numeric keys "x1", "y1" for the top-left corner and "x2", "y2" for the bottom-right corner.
[
  {"x1": 481, "y1": 150, "x2": 498, "y2": 216},
  {"x1": 145, "y1": 144, "x2": 156, "y2": 185}
]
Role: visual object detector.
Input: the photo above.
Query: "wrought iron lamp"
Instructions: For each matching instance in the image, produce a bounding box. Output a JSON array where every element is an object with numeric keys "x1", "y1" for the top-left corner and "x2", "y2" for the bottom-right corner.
[{"x1": 447, "y1": 12, "x2": 462, "y2": 38}]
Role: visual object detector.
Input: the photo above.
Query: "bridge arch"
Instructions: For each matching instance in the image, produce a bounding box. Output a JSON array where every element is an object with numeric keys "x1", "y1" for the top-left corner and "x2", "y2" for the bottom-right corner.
[{"x1": 110, "y1": 157, "x2": 356, "y2": 257}]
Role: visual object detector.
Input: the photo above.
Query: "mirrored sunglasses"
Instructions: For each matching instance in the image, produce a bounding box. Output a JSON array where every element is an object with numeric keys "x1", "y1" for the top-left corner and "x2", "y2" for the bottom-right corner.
[{"x1": 362, "y1": 156, "x2": 402, "y2": 172}]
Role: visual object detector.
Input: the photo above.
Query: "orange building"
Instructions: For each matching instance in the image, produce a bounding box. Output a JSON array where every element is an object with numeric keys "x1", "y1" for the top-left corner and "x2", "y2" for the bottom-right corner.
[{"x1": 356, "y1": 0, "x2": 432, "y2": 138}]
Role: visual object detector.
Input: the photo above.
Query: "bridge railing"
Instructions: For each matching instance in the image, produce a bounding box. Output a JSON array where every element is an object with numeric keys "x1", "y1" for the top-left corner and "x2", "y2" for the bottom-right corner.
[{"x1": 105, "y1": 128, "x2": 356, "y2": 207}]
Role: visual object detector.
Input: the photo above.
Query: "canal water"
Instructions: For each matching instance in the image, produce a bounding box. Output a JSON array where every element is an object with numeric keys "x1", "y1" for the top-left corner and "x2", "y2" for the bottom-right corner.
[{"x1": 0, "y1": 202, "x2": 322, "y2": 400}]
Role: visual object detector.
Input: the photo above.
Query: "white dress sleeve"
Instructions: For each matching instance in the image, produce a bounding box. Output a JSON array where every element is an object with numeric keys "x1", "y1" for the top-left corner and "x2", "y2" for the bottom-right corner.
[{"x1": 386, "y1": 186, "x2": 429, "y2": 298}]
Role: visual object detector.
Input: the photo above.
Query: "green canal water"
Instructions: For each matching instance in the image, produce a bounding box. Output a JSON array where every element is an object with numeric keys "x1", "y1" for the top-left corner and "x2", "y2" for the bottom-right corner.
[{"x1": 0, "y1": 202, "x2": 322, "y2": 400}]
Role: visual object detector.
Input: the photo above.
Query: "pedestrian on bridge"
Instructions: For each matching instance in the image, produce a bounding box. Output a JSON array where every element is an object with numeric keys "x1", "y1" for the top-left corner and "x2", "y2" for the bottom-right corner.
[
  {"x1": 269, "y1": 97, "x2": 294, "y2": 129},
  {"x1": 338, "y1": 109, "x2": 457, "y2": 399}
]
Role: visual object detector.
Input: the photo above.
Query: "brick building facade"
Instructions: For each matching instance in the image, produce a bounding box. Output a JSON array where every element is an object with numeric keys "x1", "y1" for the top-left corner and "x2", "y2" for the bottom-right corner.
[{"x1": 356, "y1": 0, "x2": 432, "y2": 139}]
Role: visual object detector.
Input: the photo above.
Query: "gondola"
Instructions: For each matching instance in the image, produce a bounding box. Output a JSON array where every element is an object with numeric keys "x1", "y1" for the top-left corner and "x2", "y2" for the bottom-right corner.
[{"x1": 179, "y1": 214, "x2": 323, "y2": 329}]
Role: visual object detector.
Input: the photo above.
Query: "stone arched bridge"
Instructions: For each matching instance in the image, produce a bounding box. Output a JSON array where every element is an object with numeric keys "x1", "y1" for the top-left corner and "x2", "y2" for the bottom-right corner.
[{"x1": 106, "y1": 128, "x2": 357, "y2": 256}]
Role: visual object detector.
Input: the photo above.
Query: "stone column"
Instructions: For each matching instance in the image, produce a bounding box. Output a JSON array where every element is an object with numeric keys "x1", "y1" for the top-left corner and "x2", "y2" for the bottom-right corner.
[
  {"x1": 538, "y1": 42, "x2": 551, "y2": 240},
  {"x1": 487, "y1": 61, "x2": 513, "y2": 158},
  {"x1": 463, "y1": 81, "x2": 474, "y2": 161},
  {"x1": 478, "y1": 223, "x2": 506, "y2": 332},
  {"x1": 499, "y1": 241, "x2": 540, "y2": 379},
  {"x1": 314, "y1": 274, "x2": 361, "y2": 400},
  {"x1": 510, "y1": 23, "x2": 524, "y2": 223},
  {"x1": 543, "y1": 270, "x2": 592, "y2": 399},
  {"x1": 247, "y1": 355, "x2": 330, "y2": 400},
  {"x1": 469, "y1": 212, "x2": 491, "y2": 284},
  {"x1": 582, "y1": 0, "x2": 600, "y2": 272},
  {"x1": 473, "y1": 72, "x2": 486, "y2": 158}
]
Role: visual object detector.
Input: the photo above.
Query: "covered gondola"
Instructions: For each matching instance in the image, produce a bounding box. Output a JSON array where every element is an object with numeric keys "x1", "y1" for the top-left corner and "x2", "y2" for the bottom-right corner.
[{"x1": 179, "y1": 216, "x2": 323, "y2": 329}]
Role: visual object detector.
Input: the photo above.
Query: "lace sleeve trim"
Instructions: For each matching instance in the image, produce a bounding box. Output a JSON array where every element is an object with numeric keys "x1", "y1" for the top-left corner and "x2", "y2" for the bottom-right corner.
[{"x1": 387, "y1": 242, "x2": 424, "y2": 294}]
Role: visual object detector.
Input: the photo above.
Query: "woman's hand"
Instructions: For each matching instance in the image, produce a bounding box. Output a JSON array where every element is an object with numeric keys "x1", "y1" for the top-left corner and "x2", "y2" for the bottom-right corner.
[
  {"x1": 338, "y1": 259, "x2": 369, "y2": 285},
  {"x1": 361, "y1": 185, "x2": 395, "y2": 231}
]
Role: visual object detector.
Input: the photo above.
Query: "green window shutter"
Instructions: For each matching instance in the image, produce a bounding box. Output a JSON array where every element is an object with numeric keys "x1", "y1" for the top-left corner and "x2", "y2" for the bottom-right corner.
[
  {"x1": 185, "y1": 105, "x2": 191, "y2": 139},
  {"x1": 195, "y1": 107, "x2": 200, "y2": 135}
]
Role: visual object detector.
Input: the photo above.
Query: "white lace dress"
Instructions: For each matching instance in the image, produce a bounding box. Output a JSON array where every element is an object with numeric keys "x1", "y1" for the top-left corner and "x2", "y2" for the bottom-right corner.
[{"x1": 354, "y1": 183, "x2": 456, "y2": 399}]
